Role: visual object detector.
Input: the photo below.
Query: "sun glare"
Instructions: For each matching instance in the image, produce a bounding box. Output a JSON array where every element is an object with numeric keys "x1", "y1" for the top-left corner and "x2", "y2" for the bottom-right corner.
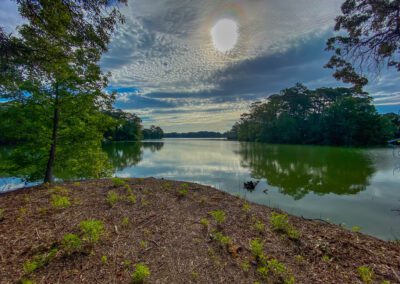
[{"x1": 211, "y1": 18, "x2": 239, "y2": 53}]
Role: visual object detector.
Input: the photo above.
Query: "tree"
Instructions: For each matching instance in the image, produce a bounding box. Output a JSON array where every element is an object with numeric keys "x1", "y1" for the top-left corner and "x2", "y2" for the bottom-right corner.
[
  {"x1": 0, "y1": 0, "x2": 127, "y2": 182},
  {"x1": 326, "y1": 0, "x2": 400, "y2": 90},
  {"x1": 143, "y1": 125, "x2": 164, "y2": 140},
  {"x1": 104, "y1": 109, "x2": 143, "y2": 141}
]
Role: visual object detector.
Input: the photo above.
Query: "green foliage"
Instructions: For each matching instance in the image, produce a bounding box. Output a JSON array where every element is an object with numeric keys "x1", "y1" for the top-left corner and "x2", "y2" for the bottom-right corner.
[
  {"x1": 111, "y1": 177, "x2": 125, "y2": 187},
  {"x1": 257, "y1": 266, "x2": 269, "y2": 279},
  {"x1": 213, "y1": 231, "x2": 231, "y2": 246},
  {"x1": 51, "y1": 194, "x2": 71, "y2": 209},
  {"x1": 209, "y1": 210, "x2": 226, "y2": 224},
  {"x1": 62, "y1": 234, "x2": 82, "y2": 254},
  {"x1": 126, "y1": 193, "x2": 137, "y2": 204},
  {"x1": 241, "y1": 260, "x2": 250, "y2": 272},
  {"x1": 357, "y1": 266, "x2": 374, "y2": 284},
  {"x1": 270, "y1": 213, "x2": 300, "y2": 240},
  {"x1": 106, "y1": 191, "x2": 119, "y2": 207},
  {"x1": 21, "y1": 279, "x2": 35, "y2": 284},
  {"x1": 104, "y1": 110, "x2": 143, "y2": 141},
  {"x1": 249, "y1": 239, "x2": 264, "y2": 258},
  {"x1": 254, "y1": 220, "x2": 265, "y2": 233},
  {"x1": 229, "y1": 85, "x2": 396, "y2": 146},
  {"x1": 178, "y1": 189, "x2": 189, "y2": 197},
  {"x1": 242, "y1": 202, "x2": 251, "y2": 213},
  {"x1": 200, "y1": 218, "x2": 209, "y2": 228},
  {"x1": 140, "y1": 240, "x2": 148, "y2": 249},
  {"x1": 131, "y1": 263, "x2": 151, "y2": 283},
  {"x1": 143, "y1": 125, "x2": 164, "y2": 140},
  {"x1": 101, "y1": 255, "x2": 108, "y2": 265},
  {"x1": 322, "y1": 255, "x2": 331, "y2": 262},
  {"x1": 23, "y1": 248, "x2": 58, "y2": 274},
  {"x1": 351, "y1": 226, "x2": 361, "y2": 233},
  {"x1": 121, "y1": 217, "x2": 129, "y2": 227},
  {"x1": 79, "y1": 220, "x2": 104, "y2": 244}
]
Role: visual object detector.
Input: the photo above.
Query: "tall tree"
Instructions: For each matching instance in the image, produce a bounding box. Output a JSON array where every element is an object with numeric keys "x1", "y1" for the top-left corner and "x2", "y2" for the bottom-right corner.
[
  {"x1": 326, "y1": 0, "x2": 400, "y2": 90},
  {"x1": 0, "y1": 0, "x2": 127, "y2": 182}
]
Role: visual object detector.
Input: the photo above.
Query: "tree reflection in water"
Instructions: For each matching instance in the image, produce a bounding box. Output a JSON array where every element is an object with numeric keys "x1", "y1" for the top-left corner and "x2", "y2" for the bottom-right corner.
[{"x1": 236, "y1": 143, "x2": 375, "y2": 200}]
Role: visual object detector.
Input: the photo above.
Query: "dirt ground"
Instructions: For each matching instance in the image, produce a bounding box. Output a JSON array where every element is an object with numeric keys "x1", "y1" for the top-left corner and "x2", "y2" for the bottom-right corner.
[{"x1": 0, "y1": 178, "x2": 399, "y2": 283}]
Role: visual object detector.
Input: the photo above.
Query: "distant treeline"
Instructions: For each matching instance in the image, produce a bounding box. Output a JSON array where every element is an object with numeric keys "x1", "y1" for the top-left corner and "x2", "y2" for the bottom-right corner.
[
  {"x1": 226, "y1": 84, "x2": 400, "y2": 146},
  {"x1": 164, "y1": 131, "x2": 226, "y2": 138}
]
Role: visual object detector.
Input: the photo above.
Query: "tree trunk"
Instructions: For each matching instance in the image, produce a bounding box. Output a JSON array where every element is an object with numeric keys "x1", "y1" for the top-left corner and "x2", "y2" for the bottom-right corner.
[{"x1": 44, "y1": 87, "x2": 60, "y2": 183}]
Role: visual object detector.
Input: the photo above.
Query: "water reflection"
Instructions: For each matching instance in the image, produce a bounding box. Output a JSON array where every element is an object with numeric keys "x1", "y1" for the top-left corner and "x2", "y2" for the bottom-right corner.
[{"x1": 236, "y1": 143, "x2": 375, "y2": 200}]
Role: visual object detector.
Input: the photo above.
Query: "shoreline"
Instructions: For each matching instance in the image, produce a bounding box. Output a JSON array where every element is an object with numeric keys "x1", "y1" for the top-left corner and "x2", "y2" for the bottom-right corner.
[{"x1": 0, "y1": 178, "x2": 399, "y2": 283}]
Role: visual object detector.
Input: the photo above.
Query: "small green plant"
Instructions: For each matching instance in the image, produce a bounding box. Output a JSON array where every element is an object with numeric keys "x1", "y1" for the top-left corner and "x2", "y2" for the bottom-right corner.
[
  {"x1": 122, "y1": 217, "x2": 129, "y2": 227},
  {"x1": 213, "y1": 231, "x2": 231, "y2": 246},
  {"x1": 111, "y1": 177, "x2": 125, "y2": 187},
  {"x1": 21, "y1": 279, "x2": 35, "y2": 284},
  {"x1": 140, "y1": 240, "x2": 148, "y2": 249},
  {"x1": 242, "y1": 202, "x2": 251, "y2": 213},
  {"x1": 181, "y1": 183, "x2": 189, "y2": 189},
  {"x1": 249, "y1": 238, "x2": 264, "y2": 258},
  {"x1": 241, "y1": 260, "x2": 250, "y2": 272},
  {"x1": 127, "y1": 193, "x2": 137, "y2": 204},
  {"x1": 284, "y1": 276, "x2": 296, "y2": 284},
  {"x1": 191, "y1": 271, "x2": 199, "y2": 281},
  {"x1": 254, "y1": 220, "x2": 265, "y2": 233},
  {"x1": 295, "y1": 255, "x2": 304, "y2": 264},
  {"x1": 51, "y1": 194, "x2": 71, "y2": 209},
  {"x1": 106, "y1": 191, "x2": 119, "y2": 207},
  {"x1": 62, "y1": 233, "x2": 82, "y2": 254},
  {"x1": 270, "y1": 213, "x2": 300, "y2": 240},
  {"x1": 131, "y1": 263, "x2": 151, "y2": 283},
  {"x1": 0, "y1": 208, "x2": 4, "y2": 220},
  {"x1": 322, "y1": 255, "x2": 331, "y2": 262},
  {"x1": 101, "y1": 255, "x2": 108, "y2": 265},
  {"x1": 267, "y1": 259, "x2": 286, "y2": 275},
  {"x1": 209, "y1": 210, "x2": 226, "y2": 224},
  {"x1": 257, "y1": 266, "x2": 269, "y2": 279},
  {"x1": 23, "y1": 248, "x2": 58, "y2": 274},
  {"x1": 178, "y1": 189, "x2": 189, "y2": 197},
  {"x1": 79, "y1": 219, "x2": 104, "y2": 244},
  {"x1": 200, "y1": 218, "x2": 209, "y2": 228},
  {"x1": 352, "y1": 226, "x2": 361, "y2": 232},
  {"x1": 358, "y1": 266, "x2": 374, "y2": 284}
]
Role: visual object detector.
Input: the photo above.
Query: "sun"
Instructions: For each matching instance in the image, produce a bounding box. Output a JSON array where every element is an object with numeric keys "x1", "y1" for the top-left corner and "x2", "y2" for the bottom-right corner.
[{"x1": 211, "y1": 18, "x2": 239, "y2": 53}]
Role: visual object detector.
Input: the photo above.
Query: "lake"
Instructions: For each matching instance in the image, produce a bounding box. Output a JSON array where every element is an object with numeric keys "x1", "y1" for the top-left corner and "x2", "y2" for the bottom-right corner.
[{"x1": 1, "y1": 139, "x2": 400, "y2": 240}]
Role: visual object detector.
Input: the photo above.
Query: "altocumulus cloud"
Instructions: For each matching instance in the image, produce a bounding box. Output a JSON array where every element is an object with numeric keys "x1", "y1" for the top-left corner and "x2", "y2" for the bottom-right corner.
[{"x1": 1, "y1": 0, "x2": 399, "y2": 131}]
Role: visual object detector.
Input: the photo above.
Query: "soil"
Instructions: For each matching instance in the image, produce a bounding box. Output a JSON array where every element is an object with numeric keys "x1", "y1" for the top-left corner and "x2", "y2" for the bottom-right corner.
[{"x1": 0, "y1": 178, "x2": 399, "y2": 283}]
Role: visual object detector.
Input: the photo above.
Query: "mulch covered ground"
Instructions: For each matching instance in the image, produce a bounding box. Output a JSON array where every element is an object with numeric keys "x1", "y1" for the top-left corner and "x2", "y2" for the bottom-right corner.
[{"x1": 0, "y1": 178, "x2": 399, "y2": 284}]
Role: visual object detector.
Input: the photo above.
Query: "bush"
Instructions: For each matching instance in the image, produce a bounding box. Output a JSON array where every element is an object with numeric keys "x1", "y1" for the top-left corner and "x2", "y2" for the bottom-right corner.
[
  {"x1": 62, "y1": 233, "x2": 82, "y2": 254},
  {"x1": 209, "y1": 210, "x2": 226, "y2": 224},
  {"x1": 23, "y1": 248, "x2": 58, "y2": 274},
  {"x1": 111, "y1": 177, "x2": 125, "y2": 187},
  {"x1": 131, "y1": 263, "x2": 151, "y2": 283},
  {"x1": 270, "y1": 213, "x2": 300, "y2": 240},
  {"x1": 357, "y1": 266, "x2": 374, "y2": 284},
  {"x1": 106, "y1": 191, "x2": 119, "y2": 207},
  {"x1": 79, "y1": 220, "x2": 104, "y2": 244},
  {"x1": 51, "y1": 194, "x2": 71, "y2": 209},
  {"x1": 249, "y1": 239, "x2": 264, "y2": 258}
]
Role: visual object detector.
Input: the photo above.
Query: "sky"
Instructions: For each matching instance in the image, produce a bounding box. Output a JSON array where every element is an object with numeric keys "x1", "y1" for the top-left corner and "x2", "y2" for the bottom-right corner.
[{"x1": 1, "y1": 0, "x2": 399, "y2": 132}]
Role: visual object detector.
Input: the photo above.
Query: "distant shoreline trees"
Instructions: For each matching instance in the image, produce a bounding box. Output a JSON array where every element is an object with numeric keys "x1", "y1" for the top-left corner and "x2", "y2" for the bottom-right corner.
[{"x1": 227, "y1": 84, "x2": 397, "y2": 146}]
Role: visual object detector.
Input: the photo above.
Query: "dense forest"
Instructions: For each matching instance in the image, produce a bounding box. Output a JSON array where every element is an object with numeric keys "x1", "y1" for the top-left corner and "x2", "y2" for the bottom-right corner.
[
  {"x1": 164, "y1": 131, "x2": 226, "y2": 138},
  {"x1": 227, "y1": 84, "x2": 399, "y2": 146}
]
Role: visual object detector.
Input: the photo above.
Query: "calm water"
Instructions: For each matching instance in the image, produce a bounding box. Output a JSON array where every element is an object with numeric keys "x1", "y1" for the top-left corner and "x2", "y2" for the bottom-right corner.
[{"x1": 1, "y1": 139, "x2": 400, "y2": 240}]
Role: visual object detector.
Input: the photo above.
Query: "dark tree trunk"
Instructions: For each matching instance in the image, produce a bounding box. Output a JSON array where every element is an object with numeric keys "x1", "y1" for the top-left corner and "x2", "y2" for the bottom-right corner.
[{"x1": 44, "y1": 87, "x2": 60, "y2": 183}]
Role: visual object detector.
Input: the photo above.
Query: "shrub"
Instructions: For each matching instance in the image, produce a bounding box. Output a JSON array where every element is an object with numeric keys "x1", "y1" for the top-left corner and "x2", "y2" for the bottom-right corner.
[
  {"x1": 106, "y1": 191, "x2": 119, "y2": 207},
  {"x1": 254, "y1": 220, "x2": 265, "y2": 233},
  {"x1": 200, "y1": 218, "x2": 209, "y2": 228},
  {"x1": 358, "y1": 266, "x2": 374, "y2": 284},
  {"x1": 270, "y1": 213, "x2": 300, "y2": 240},
  {"x1": 101, "y1": 255, "x2": 108, "y2": 265},
  {"x1": 79, "y1": 220, "x2": 104, "y2": 244},
  {"x1": 111, "y1": 177, "x2": 125, "y2": 187},
  {"x1": 249, "y1": 239, "x2": 264, "y2": 258},
  {"x1": 178, "y1": 189, "x2": 188, "y2": 197},
  {"x1": 131, "y1": 263, "x2": 151, "y2": 283},
  {"x1": 51, "y1": 194, "x2": 71, "y2": 209},
  {"x1": 209, "y1": 210, "x2": 226, "y2": 224},
  {"x1": 23, "y1": 248, "x2": 58, "y2": 274},
  {"x1": 242, "y1": 202, "x2": 251, "y2": 213},
  {"x1": 122, "y1": 217, "x2": 129, "y2": 227},
  {"x1": 213, "y1": 231, "x2": 231, "y2": 246},
  {"x1": 62, "y1": 234, "x2": 82, "y2": 254}
]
